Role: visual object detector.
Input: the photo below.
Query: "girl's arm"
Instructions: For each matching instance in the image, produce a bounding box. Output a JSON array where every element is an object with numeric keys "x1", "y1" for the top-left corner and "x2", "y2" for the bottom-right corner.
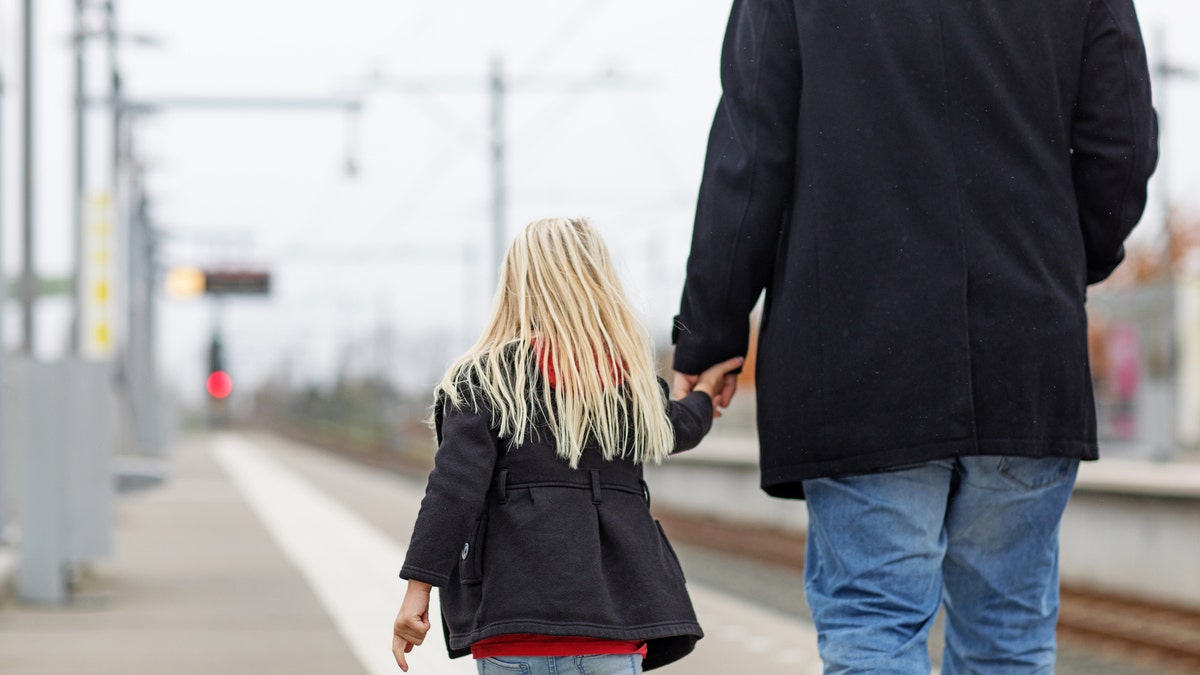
[
  {"x1": 392, "y1": 397, "x2": 499, "y2": 669},
  {"x1": 666, "y1": 356, "x2": 744, "y2": 452},
  {"x1": 392, "y1": 580, "x2": 432, "y2": 672},
  {"x1": 399, "y1": 400, "x2": 500, "y2": 585}
]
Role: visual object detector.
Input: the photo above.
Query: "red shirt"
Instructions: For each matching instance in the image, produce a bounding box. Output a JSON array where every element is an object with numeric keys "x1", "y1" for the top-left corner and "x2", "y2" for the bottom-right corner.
[
  {"x1": 471, "y1": 634, "x2": 648, "y2": 659},
  {"x1": 533, "y1": 340, "x2": 623, "y2": 389}
]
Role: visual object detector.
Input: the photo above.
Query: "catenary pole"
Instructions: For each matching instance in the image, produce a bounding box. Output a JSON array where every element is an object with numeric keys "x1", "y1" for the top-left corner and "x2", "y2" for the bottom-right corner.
[
  {"x1": 489, "y1": 57, "x2": 507, "y2": 291},
  {"x1": 362, "y1": 62, "x2": 638, "y2": 313},
  {"x1": 19, "y1": 0, "x2": 35, "y2": 354},
  {"x1": 0, "y1": 0, "x2": 8, "y2": 542},
  {"x1": 71, "y1": 0, "x2": 86, "y2": 354},
  {"x1": 1, "y1": 10, "x2": 7, "y2": 354}
]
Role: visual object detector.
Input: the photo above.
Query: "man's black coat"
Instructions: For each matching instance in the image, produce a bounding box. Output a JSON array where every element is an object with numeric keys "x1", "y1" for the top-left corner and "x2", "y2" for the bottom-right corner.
[{"x1": 674, "y1": 0, "x2": 1158, "y2": 498}]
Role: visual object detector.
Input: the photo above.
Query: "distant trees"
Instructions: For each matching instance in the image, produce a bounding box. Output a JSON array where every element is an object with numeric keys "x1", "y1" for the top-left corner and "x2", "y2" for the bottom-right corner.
[
  {"x1": 251, "y1": 370, "x2": 437, "y2": 471},
  {"x1": 1099, "y1": 209, "x2": 1200, "y2": 290}
]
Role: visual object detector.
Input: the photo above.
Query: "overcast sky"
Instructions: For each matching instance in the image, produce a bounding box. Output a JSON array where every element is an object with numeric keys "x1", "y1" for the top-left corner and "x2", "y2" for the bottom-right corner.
[{"x1": 2, "y1": 0, "x2": 1199, "y2": 402}]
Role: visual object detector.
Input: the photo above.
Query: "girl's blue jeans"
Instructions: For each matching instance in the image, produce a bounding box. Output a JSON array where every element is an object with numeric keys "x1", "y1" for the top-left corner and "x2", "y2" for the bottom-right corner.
[
  {"x1": 476, "y1": 654, "x2": 643, "y2": 675},
  {"x1": 803, "y1": 455, "x2": 1079, "y2": 675}
]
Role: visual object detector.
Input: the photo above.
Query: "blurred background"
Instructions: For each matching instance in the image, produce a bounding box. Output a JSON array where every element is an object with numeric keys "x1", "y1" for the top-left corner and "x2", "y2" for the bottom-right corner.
[{"x1": 1, "y1": 1, "x2": 1199, "y2": 674}]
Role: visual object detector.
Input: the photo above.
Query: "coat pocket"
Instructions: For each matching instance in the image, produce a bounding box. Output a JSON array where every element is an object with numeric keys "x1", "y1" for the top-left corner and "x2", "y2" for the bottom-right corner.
[
  {"x1": 459, "y1": 512, "x2": 488, "y2": 585},
  {"x1": 655, "y1": 520, "x2": 686, "y2": 584}
]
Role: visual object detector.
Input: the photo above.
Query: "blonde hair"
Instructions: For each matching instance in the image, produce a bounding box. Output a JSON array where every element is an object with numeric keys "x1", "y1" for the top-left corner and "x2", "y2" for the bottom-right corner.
[{"x1": 436, "y1": 217, "x2": 675, "y2": 467}]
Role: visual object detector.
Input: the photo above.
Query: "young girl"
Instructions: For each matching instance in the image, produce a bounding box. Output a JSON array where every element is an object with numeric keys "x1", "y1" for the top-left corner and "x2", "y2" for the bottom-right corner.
[{"x1": 391, "y1": 217, "x2": 742, "y2": 674}]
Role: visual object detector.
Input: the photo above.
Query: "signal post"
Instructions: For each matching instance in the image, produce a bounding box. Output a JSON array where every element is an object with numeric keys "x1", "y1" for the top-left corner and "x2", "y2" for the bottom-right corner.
[{"x1": 165, "y1": 266, "x2": 271, "y2": 426}]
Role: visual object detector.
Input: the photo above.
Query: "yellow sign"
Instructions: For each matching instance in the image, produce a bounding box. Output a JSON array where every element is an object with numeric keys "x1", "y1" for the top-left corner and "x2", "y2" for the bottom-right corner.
[
  {"x1": 82, "y1": 193, "x2": 117, "y2": 360},
  {"x1": 165, "y1": 267, "x2": 207, "y2": 298}
]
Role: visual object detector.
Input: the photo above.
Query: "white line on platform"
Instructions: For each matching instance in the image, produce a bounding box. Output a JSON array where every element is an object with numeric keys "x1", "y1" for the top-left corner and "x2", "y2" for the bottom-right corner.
[{"x1": 211, "y1": 434, "x2": 474, "y2": 675}]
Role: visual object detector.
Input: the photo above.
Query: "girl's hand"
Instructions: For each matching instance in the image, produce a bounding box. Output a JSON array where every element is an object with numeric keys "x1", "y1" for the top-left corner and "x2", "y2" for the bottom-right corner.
[
  {"x1": 694, "y1": 356, "x2": 744, "y2": 418},
  {"x1": 392, "y1": 581, "x2": 433, "y2": 672}
]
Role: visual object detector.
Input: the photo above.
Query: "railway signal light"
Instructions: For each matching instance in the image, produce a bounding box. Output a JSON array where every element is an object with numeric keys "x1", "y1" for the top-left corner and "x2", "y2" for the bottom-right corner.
[
  {"x1": 206, "y1": 370, "x2": 233, "y2": 399},
  {"x1": 207, "y1": 333, "x2": 231, "y2": 399}
]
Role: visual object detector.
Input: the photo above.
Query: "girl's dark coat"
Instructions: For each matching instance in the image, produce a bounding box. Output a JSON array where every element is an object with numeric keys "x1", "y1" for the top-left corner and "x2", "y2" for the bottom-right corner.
[
  {"x1": 400, "y1": 380, "x2": 712, "y2": 671},
  {"x1": 673, "y1": 0, "x2": 1158, "y2": 498}
]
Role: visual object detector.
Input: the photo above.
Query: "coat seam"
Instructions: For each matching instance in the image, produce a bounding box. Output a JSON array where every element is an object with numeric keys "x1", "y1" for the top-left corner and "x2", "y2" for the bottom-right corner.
[
  {"x1": 810, "y1": 185, "x2": 828, "y2": 436},
  {"x1": 933, "y1": 0, "x2": 979, "y2": 450},
  {"x1": 1096, "y1": 0, "x2": 1144, "y2": 236},
  {"x1": 719, "y1": 3, "x2": 767, "y2": 336}
]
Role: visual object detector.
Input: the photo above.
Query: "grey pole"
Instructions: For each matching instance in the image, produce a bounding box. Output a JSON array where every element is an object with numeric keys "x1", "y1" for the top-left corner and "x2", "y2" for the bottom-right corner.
[
  {"x1": 489, "y1": 57, "x2": 506, "y2": 291},
  {"x1": 1155, "y1": 26, "x2": 1172, "y2": 278},
  {"x1": 71, "y1": 0, "x2": 86, "y2": 355},
  {"x1": 107, "y1": 2, "x2": 121, "y2": 307},
  {"x1": 19, "y1": 0, "x2": 35, "y2": 354},
  {"x1": 1, "y1": 20, "x2": 7, "y2": 337},
  {"x1": 1149, "y1": 28, "x2": 1198, "y2": 269},
  {"x1": 108, "y1": 0, "x2": 120, "y2": 194},
  {"x1": 358, "y1": 66, "x2": 635, "y2": 300},
  {"x1": 0, "y1": 4, "x2": 8, "y2": 543},
  {"x1": 1150, "y1": 26, "x2": 1200, "y2": 452}
]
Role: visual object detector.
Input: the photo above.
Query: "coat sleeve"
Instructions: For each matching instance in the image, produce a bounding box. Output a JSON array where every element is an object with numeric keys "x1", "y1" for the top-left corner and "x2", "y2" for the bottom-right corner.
[
  {"x1": 674, "y1": 0, "x2": 802, "y2": 375},
  {"x1": 399, "y1": 397, "x2": 499, "y2": 587},
  {"x1": 1072, "y1": 0, "x2": 1158, "y2": 285},
  {"x1": 657, "y1": 377, "x2": 715, "y2": 453}
]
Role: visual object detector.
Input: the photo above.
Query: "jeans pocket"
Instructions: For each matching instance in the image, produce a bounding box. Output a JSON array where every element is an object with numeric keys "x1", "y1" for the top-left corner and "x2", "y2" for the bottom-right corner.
[
  {"x1": 996, "y1": 456, "x2": 1079, "y2": 490},
  {"x1": 480, "y1": 656, "x2": 531, "y2": 674},
  {"x1": 574, "y1": 654, "x2": 642, "y2": 675}
]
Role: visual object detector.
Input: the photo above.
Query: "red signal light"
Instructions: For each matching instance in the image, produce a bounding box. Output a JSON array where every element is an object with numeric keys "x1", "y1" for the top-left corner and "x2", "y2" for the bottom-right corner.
[{"x1": 206, "y1": 370, "x2": 233, "y2": 399}]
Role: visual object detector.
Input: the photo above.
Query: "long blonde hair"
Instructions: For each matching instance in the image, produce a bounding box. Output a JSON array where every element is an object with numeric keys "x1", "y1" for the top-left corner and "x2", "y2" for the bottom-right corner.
[{"x1": 436, "y1": 217, "x2": 675, "y2": 467}]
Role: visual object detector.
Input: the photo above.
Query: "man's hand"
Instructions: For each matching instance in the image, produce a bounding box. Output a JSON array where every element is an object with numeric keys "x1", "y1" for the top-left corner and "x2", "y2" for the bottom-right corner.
[
  {"x1": 711, "y1": 372, "x2": 739, "y2": 416},
  {"x1": 675, "y1": 355, "x2": 744, "y2": 418},
  {"x1": 392, "y1": 581, "x2": 432, "y2": 672}
]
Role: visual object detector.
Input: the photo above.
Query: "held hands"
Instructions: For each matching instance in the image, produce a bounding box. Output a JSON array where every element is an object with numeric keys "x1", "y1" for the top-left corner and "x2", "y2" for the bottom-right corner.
[
  {"x1": 392, "y1": 580, "x2": 432, "y2": 672},
  {"x1": 673, "y1": 356, "x2": 743, "y2": 418}
]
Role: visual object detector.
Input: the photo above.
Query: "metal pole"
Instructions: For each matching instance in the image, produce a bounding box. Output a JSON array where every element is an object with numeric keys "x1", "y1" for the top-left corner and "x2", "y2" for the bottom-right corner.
[
  {"x1": 1, "y1": 20, "x2": 6, "y2": 343},
  {"x1": 1155, "y1": 26, "x2": 1173, "y2": 280},
  {"x1": 71, "y1": 0, "x2": 87, "y2": 355},
  {"x1": 106, "y1": 0, "x2": 136, "y2": 457},
  {"x1": 0, "y1": 3, "x2": 8, "y2": 543},
  {"x1": 1151, "y1": 26, "x2": 1200, "y2": 453},
  {"x1": 107, "y1": 1, "x2": 120, "y2": 238},
  {"x1": 489, "y1": 57, "x2": 507, "y2": 291},
  {"x1": 1153, "y1": 25, "x2": 1178, "y2": 454},
  {"x1": 19, "y1": 0, "x2": 35, "y2": 354}
]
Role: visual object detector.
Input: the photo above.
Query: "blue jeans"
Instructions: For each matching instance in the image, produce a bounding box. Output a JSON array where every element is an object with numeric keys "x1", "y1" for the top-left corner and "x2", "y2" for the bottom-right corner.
[
  {"x1": 802, "y1": 456, "x2": 1079, "y2": 675},
  {"x1": 476, "y1": 654, "x2": 643, "y2": 675}
]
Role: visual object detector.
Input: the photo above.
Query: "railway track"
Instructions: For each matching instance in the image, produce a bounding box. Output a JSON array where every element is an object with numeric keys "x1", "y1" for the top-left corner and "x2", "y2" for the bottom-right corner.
[{"x1": 1057, "y1": 585, "x2": 1200, "y2": 673}]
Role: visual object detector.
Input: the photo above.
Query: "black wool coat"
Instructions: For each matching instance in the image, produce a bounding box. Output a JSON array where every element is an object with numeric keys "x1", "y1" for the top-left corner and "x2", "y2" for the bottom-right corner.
[
  {"x1": 674, "y1": 0, "x2": 1158, "y2": 498},
  {"x1": 400, "y1": 380, "x2": 712, "y2": 671}
]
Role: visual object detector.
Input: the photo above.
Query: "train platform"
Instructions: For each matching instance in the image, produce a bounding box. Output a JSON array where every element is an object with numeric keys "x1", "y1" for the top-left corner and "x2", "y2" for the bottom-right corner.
[
  {"x1": 0, "y1": 432, "x2": 821, "y2": 675},
  {"x1": 3, "y1": 430, "x2": 1193, "y2": 674}
]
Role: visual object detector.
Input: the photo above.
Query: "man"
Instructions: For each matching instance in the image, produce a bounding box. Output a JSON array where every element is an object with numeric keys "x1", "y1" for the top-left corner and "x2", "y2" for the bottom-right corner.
[{"x1": 672, "y1": 1, "x2": 1157, "y2": 673}]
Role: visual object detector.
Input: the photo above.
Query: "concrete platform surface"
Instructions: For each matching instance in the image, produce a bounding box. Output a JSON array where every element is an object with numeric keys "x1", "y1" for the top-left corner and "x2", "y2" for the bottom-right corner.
[
  {"x1": 0, "y1": 432, "x2": 820, "y2": 675},
  {"x1": 5, "y1": 431, "x2": 1175, "y2": 674}
]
